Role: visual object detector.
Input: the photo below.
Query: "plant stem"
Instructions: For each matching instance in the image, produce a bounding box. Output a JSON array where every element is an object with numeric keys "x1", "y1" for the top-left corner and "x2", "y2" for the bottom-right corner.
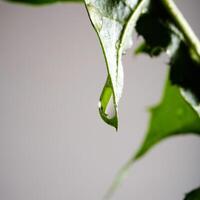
[{"x1": 161, "y1": 0, "x2": 200, "y2": 57}]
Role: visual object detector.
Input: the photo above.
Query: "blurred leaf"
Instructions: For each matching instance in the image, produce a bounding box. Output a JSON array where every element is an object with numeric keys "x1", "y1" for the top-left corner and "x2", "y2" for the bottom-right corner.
[
  {"x1": 135, "y1": 1, "x2": 172, "y2": 56},
  {"x1": 135, "y1": 75, "x2": 200, "y2": 159},
  {"x1": 106, "y1": 74, "x2": 200, "y2": 198},
  {"x1": 184, "y1": 187, "x2": 200, "y2": 200},
  {"x1": 136, "y1": 13, "x2": 171, "y2": 54},
  {"x1": 170, "y1": 41, "x2": 200, "y2": 105},
  {"x1": 135, "y1": 0, "x2": 200, "y2": 116},
  {"x1": 85, "y1": 0, "x2": 151, "y2": 129}
]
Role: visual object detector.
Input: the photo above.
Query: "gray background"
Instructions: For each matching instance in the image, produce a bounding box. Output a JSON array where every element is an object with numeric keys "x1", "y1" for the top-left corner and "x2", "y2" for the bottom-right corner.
[{"x1": 0, "y1": 0, "x2": 200, "y2": 199}]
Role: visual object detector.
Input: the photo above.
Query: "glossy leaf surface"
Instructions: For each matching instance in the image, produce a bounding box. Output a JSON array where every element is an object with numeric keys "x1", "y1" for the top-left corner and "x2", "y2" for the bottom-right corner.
[{"x1": 85, "y1": 0, "x2": 150, "y2": 129}]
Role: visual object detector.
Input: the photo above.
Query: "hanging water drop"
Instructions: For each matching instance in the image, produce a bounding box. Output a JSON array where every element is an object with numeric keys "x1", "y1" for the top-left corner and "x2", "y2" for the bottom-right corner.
[{"x1": 104, "y1": 95, "x2": 116, "y2": 119}]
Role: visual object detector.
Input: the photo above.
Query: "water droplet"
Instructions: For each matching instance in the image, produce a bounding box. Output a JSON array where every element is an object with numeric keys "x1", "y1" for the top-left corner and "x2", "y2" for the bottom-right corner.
[
  {"x1": 99, "y1": 95, "x2": 116, "y2": 120},
  {"x1": 105, "y1": 95, "x2": 116, "y2": 119}
]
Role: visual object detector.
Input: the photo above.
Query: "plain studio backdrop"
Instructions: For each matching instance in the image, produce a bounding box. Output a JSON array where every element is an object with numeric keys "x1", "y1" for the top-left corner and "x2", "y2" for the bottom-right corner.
[{"x1": 0, "y1": 0, "x2": 200, "y2": 200}]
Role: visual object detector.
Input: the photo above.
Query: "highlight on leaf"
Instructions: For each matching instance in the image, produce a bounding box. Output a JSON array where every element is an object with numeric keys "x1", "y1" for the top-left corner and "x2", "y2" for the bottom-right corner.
[{"x1": 85, "y1": 0, "x2": 151, "y2": 129}]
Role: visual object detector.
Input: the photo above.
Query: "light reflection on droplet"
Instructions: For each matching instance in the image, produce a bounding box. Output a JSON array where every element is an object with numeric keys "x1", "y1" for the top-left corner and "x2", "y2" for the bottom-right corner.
[{"x1": 105, "y1": 95, "x2": 116, "y2": 119}]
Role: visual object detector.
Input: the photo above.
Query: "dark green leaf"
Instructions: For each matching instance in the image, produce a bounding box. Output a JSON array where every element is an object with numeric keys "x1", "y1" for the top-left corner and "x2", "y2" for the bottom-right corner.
[
  {"x1": 184, "y1": 187, "x2": 200, "y2": 200},
  {"x1": 136, "y1": 13, "x2": 171, "y2": 49},
  {"x1": 135, "y1": 0, "x2": 172, "y2": 56},
  {"x1": 170, "y1": 41, "x2": 200, "y2": 103}
]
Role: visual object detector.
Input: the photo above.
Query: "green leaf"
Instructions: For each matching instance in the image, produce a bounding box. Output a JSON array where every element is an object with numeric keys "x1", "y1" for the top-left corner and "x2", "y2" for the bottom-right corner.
[
  {"x1": 184, "y1": 187, "x2": 200, "y2": 200},
  {"x1": 135, "y1": 0, "x2": 200, "y2": 116},
  {"x1": 5, "y1": 0, "x2": 82, "y2": 5},
  {"x1": 135, "y1": 75, "x2": 200, "y2": 159},
  {"x1": 106, "y1": 73, "x2": 200, "y2": 198},
  {"x1": 106, "y1": 1, "x2": 200, "y2": 197},
  {"x1": 85, "y1": 0, "x2": 151, "y2": 129}
]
